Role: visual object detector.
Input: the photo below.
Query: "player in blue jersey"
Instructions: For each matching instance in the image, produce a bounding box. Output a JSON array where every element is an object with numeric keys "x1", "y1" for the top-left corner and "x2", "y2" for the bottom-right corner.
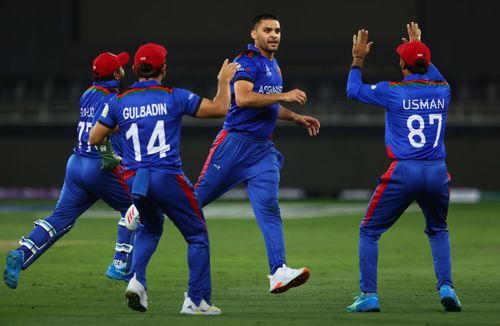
[
  {"x1": 89, "y1": 43, "x2": 239, "y2": 315},
  {"x1": 3, "y1": 52, "x2": 136, "y2": 289},
  {"x1": 345, "y1": 23, "x2": 461, "y2": 312},
  {"x1": 194, "y1": 13, "x2": 320, "y2": 294}
]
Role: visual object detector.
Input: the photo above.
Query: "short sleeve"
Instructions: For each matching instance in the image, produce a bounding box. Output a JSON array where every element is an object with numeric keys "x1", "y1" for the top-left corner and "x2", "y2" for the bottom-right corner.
[
  {"x1": 98, "y1": 97, "x2": 118, "y2": 129},
  {"x1": 173, "y1": 88, "x2": 202, "y2": 117},
  {"x1": 233, "y1": 55, "x2": 258, "y2": 83}
]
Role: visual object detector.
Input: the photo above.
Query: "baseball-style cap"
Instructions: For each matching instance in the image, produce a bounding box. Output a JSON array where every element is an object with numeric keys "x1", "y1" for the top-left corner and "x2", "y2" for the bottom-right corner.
[
  {"x1": 92, "y1": 52, "x2": 130, "y2": 77},
  {"x1": 134, "y1": 43, "x2": 168, "y2": 69},
  {"x1": 396, "y1": 41, "x2": 431, "y2": 66}
]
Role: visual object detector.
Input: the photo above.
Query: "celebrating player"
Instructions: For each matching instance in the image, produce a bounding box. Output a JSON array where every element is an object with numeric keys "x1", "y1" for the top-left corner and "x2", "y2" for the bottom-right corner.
[
  {"x1": 3, "y1": 51, "x2": 135, "y2": 289},
  {"x1": 345, "y1": 23, "x2": 461, "y2": 312},
  {"x1": 89, "y1": 43, "x2": 239, "y2": 314},
  {"x1": 194, "y1": 13, "x2": 320, "y2": 294}
]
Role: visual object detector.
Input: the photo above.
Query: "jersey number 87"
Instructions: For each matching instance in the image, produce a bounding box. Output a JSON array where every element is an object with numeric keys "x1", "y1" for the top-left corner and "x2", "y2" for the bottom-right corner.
[
  {"x1": 407, "y1": 114, "x2": 443, "y2": 149},
  {"x1": 125, "y1": 120, "x2": 170, "y2": 162}
]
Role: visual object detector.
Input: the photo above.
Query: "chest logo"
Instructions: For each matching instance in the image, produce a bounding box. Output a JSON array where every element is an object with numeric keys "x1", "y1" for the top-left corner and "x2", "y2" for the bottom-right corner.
[{"x1": 265, "y1": 65, "x2": 273, "y2": 77}]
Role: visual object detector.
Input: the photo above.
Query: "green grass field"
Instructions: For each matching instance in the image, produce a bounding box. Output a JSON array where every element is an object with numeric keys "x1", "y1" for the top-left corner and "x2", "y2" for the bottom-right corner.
[{"x1": 1, "y1": 200, "x2": 499, "y2": 325}]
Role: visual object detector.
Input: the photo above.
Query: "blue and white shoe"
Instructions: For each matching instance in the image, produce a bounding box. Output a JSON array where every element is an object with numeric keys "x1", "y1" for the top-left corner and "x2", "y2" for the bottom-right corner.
[
  {"x1": 105, "y1": 260, "x2": 127, "y2": 280},
  {"x1": 439, "y1": 285, "x2": 462, "y2": 312},
  {"x1": 346, "y1": 293, "x2": 380, "y2": 312},
  {"x1": 3, "y1": 249, "x2": 24, "y2": 289}
]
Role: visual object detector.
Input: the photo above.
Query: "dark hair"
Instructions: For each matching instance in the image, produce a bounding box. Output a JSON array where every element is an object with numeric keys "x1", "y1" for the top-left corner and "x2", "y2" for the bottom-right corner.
[
  {"x1": 406, "y1": 59, "x2": 429, "y2": 75},
  {"x1": 252, "y1": 13, "x2": 279, "y2": 29},
  {"x1": 135, "y1": 63, "x2": 163, "y2": 79}
]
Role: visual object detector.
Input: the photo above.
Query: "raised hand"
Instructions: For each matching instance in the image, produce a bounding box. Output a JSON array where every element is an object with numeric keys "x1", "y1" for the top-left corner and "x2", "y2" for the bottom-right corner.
[
  {"x1": 402, "y1": 22, "x2": 422, "y2": 44},
  {"x1": 352, "y1": 29, "x2": 373, "y2": 59},
  {"x1": 217, "y1": 59, "x2": 241, "y2": 82}
]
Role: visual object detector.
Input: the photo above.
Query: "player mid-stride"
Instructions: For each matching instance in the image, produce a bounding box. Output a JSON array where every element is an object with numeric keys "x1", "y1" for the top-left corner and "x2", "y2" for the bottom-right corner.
[
  {"x1": 345, "y1": 23, "x2": 461, "y2": 312},
  {"x1": 195, "y1": 13, "x2": 320, "y2": 294},
  {"x1": 90, "y1": 43, "x2": 239, "y2": 315},
  {"x1": 3, "y1": 52, "x2": 135, "y2": 289}
]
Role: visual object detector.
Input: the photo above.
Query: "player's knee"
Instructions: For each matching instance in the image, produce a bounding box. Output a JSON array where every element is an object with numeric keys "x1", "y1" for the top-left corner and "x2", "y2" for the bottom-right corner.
[
  {"x1": 185, "y1": 233, "x2": 209, "y2": 248},
  {"x1": 359, "y1": 225, "x2": 382, "y2": 240}
]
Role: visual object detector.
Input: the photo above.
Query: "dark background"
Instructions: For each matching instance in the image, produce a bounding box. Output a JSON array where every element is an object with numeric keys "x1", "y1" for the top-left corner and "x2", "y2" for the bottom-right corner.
[{"x1": 1, "y1": 0, "x2": 499, "y2": 192}]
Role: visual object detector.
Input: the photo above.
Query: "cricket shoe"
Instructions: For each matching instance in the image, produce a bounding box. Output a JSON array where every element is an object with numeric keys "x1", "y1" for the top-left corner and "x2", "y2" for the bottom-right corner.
[
  {"x1": 125, "y1": 274, "x2": 148, "y2": 312},
  {"x1": 346, "y1": 293, "x2": 380, "y2": 312},
  {"x1": 3, "y1": 249, "x2": 24, "y2": 289},
  {"x1": 439, "y1": 285, "x2": 462, "y2": 312},
  {"x1": 180, "y1": 292, "x2": 221, "y2": 315},
  {"x1": 268, "y1": 264, "x2": 310, "y2": 294},
  {"x1": 105, "y1": 260, "x2": 127, "y2": 280}
]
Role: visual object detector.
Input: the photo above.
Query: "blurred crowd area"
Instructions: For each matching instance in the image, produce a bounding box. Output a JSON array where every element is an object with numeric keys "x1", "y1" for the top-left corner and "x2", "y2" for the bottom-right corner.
[{"x1": 1, "y1": 75, "x2": 498, "y2": 126}]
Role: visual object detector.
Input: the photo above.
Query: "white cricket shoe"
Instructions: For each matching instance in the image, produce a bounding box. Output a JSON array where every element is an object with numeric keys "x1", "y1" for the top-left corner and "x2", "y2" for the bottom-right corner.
[
  {"x1": 180, "y1": 292, "x2": 221, "y2": 315},
  {"x1": 125, "y1": 274, "x2": 148, "y2": 312},
  {"x1": 268, "y1": 264, "x2": 310, "y2": 294}
]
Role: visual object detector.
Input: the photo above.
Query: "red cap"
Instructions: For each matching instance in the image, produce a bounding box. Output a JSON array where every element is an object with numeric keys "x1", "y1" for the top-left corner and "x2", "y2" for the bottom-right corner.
[
  {"x1": 396, "y1": 41, "x2": 431, "y2": 66},
  {"x1": 134, "y1": 43, "x2": 167, "y2": 69},
  {"x1": 92, "y1": 52, "x2": 130, "y2": 77}
]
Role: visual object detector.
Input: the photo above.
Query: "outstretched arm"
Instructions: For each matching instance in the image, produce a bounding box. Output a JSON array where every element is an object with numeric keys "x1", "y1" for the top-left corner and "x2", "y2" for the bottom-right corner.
[
  {"x1": 195, "y1": 59, "x2": 240, "y2": 118},
  {"x1": 278, "y1": 106, "x2": 320, "y2": 136},
  {"x1": 346, "y1": 29, "x2": 389, "y2": 107}
]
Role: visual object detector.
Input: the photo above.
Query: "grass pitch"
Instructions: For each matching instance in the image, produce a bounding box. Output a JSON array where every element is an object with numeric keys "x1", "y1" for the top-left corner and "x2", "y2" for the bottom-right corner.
[{"x1": 0, "y1": 200, "x2": 499, "y2": 325}]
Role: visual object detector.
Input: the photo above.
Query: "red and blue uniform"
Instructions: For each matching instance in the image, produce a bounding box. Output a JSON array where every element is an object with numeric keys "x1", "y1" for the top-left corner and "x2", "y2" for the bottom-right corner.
[
  {"x1": 195, "y1": 44, "x2": 287, "y2": 274},
  {"x1": 347, "y1": 63, "x2": 454, "y2": 293},
  {"x1": 16, "y1": 80, "x2": 134, "y2": 269},
  {"x1": 99, "y1": 79, "x2": 212, "y2": 306}
]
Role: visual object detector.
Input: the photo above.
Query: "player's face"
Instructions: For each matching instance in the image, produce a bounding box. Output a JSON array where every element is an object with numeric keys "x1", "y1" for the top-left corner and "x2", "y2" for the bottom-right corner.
[{"x1": 252, "y1": 19, "x2": 281, "y2": 53}]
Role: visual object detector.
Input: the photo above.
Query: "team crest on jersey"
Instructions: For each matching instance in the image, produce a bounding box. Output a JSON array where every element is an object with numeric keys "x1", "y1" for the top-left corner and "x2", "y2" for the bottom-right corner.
[{"x1": 101, "y1": 103, "x2": 109, "y2": 118}]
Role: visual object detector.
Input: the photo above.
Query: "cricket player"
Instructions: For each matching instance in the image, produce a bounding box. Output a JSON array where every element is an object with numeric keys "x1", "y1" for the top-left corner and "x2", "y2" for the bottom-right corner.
[
  {"x1": 346, "y1": 23, "x2": 461, "y2": 312},
  {"x1": 3, "y1": 51, "x2": 135, "y2": 289},
  {"x1": 195, "y1": 13, "x2": 320, "y2": 293},
  {"x1": 89, "y1": 43, "x2": 239, "y2": 315}
]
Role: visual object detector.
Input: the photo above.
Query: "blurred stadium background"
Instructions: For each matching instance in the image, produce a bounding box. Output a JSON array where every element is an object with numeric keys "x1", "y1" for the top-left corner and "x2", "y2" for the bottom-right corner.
[{"x1": 0, "y1": 0, "x2": 499, "y2": 199}]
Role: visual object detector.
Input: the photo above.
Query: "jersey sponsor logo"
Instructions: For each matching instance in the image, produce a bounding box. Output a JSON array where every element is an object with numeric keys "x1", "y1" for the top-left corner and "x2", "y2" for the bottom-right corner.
[
  {"x1": 80, "y1": 106, "x2": 95, "y2": 117},
  {"x1": 258, "y1": 85, "x2": 283, "y2": 94},
  {"x1": 123, "y1": 103, "x2": 168, "y2": 119},
  {"x1": 402, "y1": 98, "x2": 445, "y2": 110}
]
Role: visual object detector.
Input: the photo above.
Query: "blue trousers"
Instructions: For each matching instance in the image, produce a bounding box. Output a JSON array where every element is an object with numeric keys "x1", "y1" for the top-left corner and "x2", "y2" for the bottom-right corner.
[
  {"x1": 18, "y1": 153, "x2": 133, "y2": 269},
  {"x1": 126, "y1": 171, "x2": 211, "y2": 306},
  {"x1": 359, "y1": 159, "x2": 454, "y2": 293},
  {"x1": 195, "y1": 130, "x2": 286, "y2": 274}
]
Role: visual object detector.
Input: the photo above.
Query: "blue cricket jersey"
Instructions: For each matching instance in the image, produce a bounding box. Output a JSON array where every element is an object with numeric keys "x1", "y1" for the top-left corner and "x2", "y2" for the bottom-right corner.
[
  {"x1": 75, "y1": 80, "x2": 121, "y2": 158},
  {"x1": 223, "y1": 44, "x2": 283, "y2": 140},
  {"x1": 347, "y1": 64, "x2": 451, "y2": 160},
  {"x1": 98, "y1": 80, "x2": 202, "y2": 173}
]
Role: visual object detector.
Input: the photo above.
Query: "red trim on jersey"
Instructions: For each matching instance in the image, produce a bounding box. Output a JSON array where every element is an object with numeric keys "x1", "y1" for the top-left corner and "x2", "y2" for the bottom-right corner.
[
  {"x1": 363, "y1": 161, "x2": 398, "y2": 225},
  {"x1": 176, "y1": 174, "x2": 206, "y2": 227},
  {"x1": 123, "y1": 169, "x2": 137, "y2": 181},
  {"x1": 112, "y1": 165, "x2": 131, "y2": 200},
  {"x1": 389, "y1": 80, "x2": 448, "y2": 87},
  {"x1": 118, "y1": 86, "x2": 173, "y2": 98},
  {"x1": 194, "y1": 130, "x2": 229, "y2": 189},
  {"x1": 92, "y1": 85, "x2": 111, "y2": 94},
  {"x1": 386, "y1": 145, "x2": 396, "y2": 160}
]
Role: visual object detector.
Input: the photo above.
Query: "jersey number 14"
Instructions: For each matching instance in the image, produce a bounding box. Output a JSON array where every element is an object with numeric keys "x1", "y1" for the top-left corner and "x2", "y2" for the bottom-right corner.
[
  {"x1": 125, "y1": 121, "x2": 170, "y2": 161},
  {"x1": 407, "y1": 114, "x2": 443, "y2": 148}
]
